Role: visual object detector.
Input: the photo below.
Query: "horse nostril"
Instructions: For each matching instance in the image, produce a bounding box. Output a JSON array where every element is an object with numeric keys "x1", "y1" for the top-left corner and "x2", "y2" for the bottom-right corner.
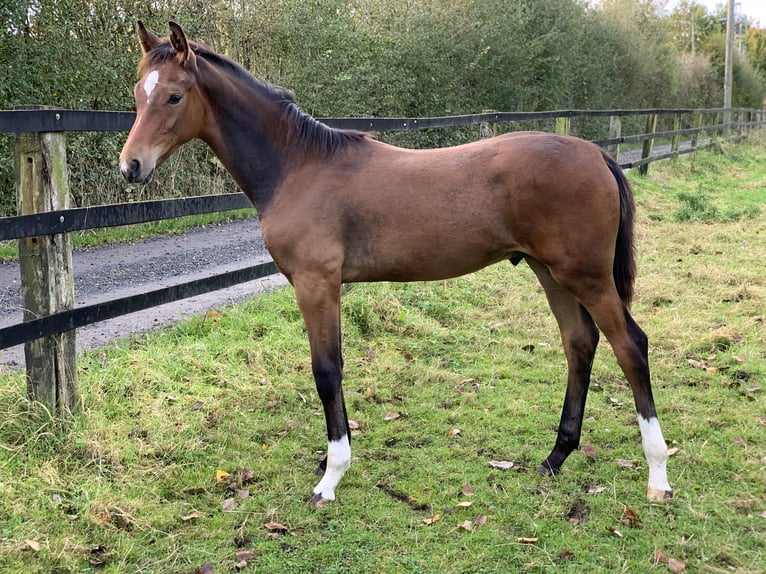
[{"x1": 121, "y1": 158, "x2": 142, "y2": 182}]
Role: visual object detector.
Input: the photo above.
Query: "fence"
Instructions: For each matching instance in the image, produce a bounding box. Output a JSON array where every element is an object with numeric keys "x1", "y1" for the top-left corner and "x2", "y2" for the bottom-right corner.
[{"x1": 1, "y1": 105, "x2": 764, "y2": 412}]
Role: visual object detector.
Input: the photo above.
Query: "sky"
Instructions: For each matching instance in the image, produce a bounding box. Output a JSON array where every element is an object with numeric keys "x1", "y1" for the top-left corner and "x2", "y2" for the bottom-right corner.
[{"x1": 673, "y1": 1, "x2": 766, "y2": 27}]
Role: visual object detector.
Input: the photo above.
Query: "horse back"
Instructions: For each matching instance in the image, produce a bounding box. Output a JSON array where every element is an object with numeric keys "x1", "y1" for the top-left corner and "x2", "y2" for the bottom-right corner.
[{"x1": 262, "y1": 132, "x2": 621, "y2": 283}]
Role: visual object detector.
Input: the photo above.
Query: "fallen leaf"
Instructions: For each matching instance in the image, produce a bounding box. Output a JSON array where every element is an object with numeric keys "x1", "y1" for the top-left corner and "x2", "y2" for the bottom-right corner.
[
  {"x1": 461, "y1": 483, "x2": 475, "y2": 496},
  {"x1": 653, "y1": 550, "x2": 669, "y2": 564},
  {"x1": 181, "y1": 510, "x2": 204, "y2": 521},
  {"x1": 489, "y1": 460, "x2": 514, "y2": 470},
  {"x1": 667, "y1": 447, "x2": 680, "y2": 457},
  {"x1": 758, "y1": 511, "x2": 766, "y2": 519},
  {"x1": 24, "y1": 540, "x2": 41, "y2": 552},
  {"x1": 608, "y1": 397, "x2": 624, "y2": 407},
  {"x1": 423, "y1": 514, "x2": 441, "y2": 525},
  {"x1": 474, "y1": 514, "x2": 487, "y2": 528},
  {"x1": 348, "y1": 419, "x2": 360, "y2": 430},
  {"x1": 240, "y1": 469, "x2": 255, "y2": 484},
  {"x1": 687, "y1": 358, "x2": 706, "y2": 369},
  {"x1": 456, "y1": 501, "x2": 473, "y2": 508},
  {"x1": 606, "y1": 526, "x2": 623, "y2": 537},
  {"x1": 197, "y1": 564, "x2": 215, "y2": 574},
  {"x1": 459, "y1": 520, "x2": 475, "y2": 532},
  {"x1": 221, "y1": 498, "x2": 236, "y2": 512},
  {"x1": 191, "y1": 400, "x2": 204, "y2": 411},
  {"x1": 517, "y1": 537, "x2": 538, "y2": 544},
  {"x1": 216, "y1": 470, "x2": 231, "y2": 483},
  {"x1": 87, "y1": 546, "x2": 108, "y2": 567},
  {"x1": 566, "y1": 498, "x2": 589, "y2": 525},
  {"x1": 622, "y1": 505, "x2": 641, "y2": 526},
  {"x1": 587, "y1": 485, "x2": 606, "y2": 494},
  {"x1": 235, "y1": 549, "x2": 257, "y2": 571},
  {"x1": 668, "y1": 557, "x2": 686, "y2": 573},
  {"x1": 264, "y1": 521, "x2": 288, "y2": 533},
  {"x1": 205, "y1": 310, "x2": 223, "y2": 321},
  {"x1": 384, "y1": 412, "x2": 400, "y2": 421},
  {"x1": 558, "y1": 548, "x2": 575, "y2": 561},
  {"x1": 732, "y1": 436, "x2": 746, "y2": 447},
  {"x1": 580, "y1": 443, "x2": 597, "y2": 459},
  {"x1": 236, "y1": 551, "x2": 256, "y2": 561},
  {"x1": 448, "y1": 428, "x2": 461, "y2": 437},
  {"x1": 746, "y1": 385, "x2": 761, "y2": 393},
  {"x1": 615, "y1": 458, "x2": 636, "y2": 469}
]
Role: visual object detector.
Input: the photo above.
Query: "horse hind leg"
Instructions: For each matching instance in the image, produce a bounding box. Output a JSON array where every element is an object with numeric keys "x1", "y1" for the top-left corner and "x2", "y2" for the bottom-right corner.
[
  {"x1": 555, "y1": 267, "x2": 673, "y2": 500},
  {"x1": 526, "y1": 258, "x2": 600, "y2": 476}
]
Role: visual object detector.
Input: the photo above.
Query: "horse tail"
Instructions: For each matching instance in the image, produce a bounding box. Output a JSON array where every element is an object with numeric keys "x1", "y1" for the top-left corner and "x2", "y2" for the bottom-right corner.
[{"x1": 603, "y1": 152, "x2": 636, "y2": 307}]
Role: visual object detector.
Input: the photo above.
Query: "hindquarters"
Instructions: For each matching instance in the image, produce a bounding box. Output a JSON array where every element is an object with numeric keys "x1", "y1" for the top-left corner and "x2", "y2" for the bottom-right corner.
[{"x1": 525, "y1": 145, "x2": 671, "y2": 500}]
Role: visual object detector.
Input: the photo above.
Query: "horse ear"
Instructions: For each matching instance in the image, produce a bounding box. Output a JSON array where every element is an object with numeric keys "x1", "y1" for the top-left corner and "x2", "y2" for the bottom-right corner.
[
  {"x1": 137, "y1": 21, "x2": 160, "y2": 54},
  {"x1": 169, "y1": 21, "x2": 196, "y2": 69}
]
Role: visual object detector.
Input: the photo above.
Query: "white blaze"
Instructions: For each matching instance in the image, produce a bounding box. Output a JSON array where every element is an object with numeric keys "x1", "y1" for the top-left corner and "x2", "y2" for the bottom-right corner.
[{"x1": 143, "y1": 70, "x2": 159, "y2": 98}]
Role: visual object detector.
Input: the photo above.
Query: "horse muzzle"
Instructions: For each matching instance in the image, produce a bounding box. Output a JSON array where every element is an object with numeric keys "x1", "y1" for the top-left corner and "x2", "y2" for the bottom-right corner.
[{"x1": 120, "y1": 157, "x2": 155, "y2": 184}]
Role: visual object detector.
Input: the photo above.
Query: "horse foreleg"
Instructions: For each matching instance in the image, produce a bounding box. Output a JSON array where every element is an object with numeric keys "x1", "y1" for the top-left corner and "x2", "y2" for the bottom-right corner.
[
  {"x1": 527, "y1": 258, "x2": 600, "y2": 475},
  {"x1": 293, "y1": 275, "x2": 351, "y2": 505}
]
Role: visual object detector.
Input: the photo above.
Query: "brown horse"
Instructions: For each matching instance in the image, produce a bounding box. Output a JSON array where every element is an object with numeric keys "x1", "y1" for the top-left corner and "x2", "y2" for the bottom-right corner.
[{"x1": 120, "y1": 21, "x2": 672, "y2": 504}]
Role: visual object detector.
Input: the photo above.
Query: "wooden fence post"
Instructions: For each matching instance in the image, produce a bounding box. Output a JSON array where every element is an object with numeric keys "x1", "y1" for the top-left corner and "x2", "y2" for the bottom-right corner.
[
  {"x1": 736, "y1": 110, "x2": 744, "y2": 139},
  {"x1": 671, "y1": 113, "x2": 681, "y2": 154},
  {"x1": 690, "y1": 112, "x2": 703, "y2": 149},
  {"x1": 479, "y1": 110, "x2": 495, "y2": 140},
  {"x1": 608, "y1": 115, "x2": 621, "y2": 158},
  {"x1": 638, "y1": 113, "x2": 657, "y2": 177},
  {"x1": 14, "y1": 108, "x2": 79, "y2": 414}
]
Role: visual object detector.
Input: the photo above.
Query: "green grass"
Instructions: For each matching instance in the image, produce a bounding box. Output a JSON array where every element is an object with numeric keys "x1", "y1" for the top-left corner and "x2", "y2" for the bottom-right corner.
[{"x1": 1, "y1": 134, "x2": 765, "y2": 573}]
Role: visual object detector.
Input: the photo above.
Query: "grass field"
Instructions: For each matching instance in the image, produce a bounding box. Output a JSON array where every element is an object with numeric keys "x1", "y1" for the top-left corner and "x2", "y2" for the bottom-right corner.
[{"x1": 1, "y1": 134, "x2": 765, "y2": 573}]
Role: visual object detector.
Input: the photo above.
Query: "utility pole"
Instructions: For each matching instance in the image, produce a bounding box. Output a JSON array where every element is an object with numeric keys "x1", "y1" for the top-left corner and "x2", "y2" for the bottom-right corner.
[{"x1": 723, "y1": 0, "x2": 735, "y2": 138}]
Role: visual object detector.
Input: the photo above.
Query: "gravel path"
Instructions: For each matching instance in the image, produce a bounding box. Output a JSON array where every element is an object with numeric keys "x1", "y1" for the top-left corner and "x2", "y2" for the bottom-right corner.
[{"x1": 0, "y1": 217, "x2": 287, "y2": 369}]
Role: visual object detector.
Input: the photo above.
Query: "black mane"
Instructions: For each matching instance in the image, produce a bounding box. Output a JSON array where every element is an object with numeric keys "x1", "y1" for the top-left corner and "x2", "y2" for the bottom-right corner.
[{"x1": 140, "y1": 42, "x2": 366, "y2": 157}]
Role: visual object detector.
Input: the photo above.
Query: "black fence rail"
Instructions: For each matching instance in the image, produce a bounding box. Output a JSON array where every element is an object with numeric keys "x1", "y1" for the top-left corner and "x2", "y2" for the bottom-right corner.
[{"x1": 1, "y1": 105, "x2": 764, "y2": 411}]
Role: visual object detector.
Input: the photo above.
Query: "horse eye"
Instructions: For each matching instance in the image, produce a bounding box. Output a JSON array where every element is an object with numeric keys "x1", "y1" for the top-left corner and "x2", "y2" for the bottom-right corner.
[{"x1": 167, "y1": 93, "x2": 183, "y2": 105}]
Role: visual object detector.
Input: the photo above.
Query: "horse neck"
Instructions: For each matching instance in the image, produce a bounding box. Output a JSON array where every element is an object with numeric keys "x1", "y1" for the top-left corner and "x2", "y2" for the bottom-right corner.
[{"x1": 197, "y1": 64, "x2": 293, "y2": 213}]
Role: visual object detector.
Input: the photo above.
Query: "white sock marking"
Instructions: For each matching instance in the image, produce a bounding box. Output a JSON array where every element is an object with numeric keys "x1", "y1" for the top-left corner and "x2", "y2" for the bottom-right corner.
[
  {"x1": 637, "y1": 415, "x2": 672, "y2": 493},
  {"x1": 312, "y1": 435, "x2": 351, "y2": 501},
  {"x1": 143, "y1": 70, "x2": 159, "y2": 98}
]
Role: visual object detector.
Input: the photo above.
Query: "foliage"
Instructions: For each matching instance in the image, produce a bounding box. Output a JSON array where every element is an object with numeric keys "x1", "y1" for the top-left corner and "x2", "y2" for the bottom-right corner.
[{"x1": 747, "y1": 27, "x2": 766, "y2": 80}]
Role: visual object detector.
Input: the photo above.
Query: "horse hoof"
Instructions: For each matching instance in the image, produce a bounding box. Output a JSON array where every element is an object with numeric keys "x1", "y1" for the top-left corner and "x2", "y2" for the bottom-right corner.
[
  {"x1": 647, "y1": 488, "x2": 673, "y2": 501},
  {"x1": 536, "y1": 462, "x2": 558, "y2": 476},
  {"x1": 307, "y1": 492, "x2": 332, "y2": 508}
]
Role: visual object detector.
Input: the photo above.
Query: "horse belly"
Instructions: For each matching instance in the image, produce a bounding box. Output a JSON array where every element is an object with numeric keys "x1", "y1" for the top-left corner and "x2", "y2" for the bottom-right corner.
[{"x1": 341, "y1": 217, "x2": 516, "y2": 283}]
